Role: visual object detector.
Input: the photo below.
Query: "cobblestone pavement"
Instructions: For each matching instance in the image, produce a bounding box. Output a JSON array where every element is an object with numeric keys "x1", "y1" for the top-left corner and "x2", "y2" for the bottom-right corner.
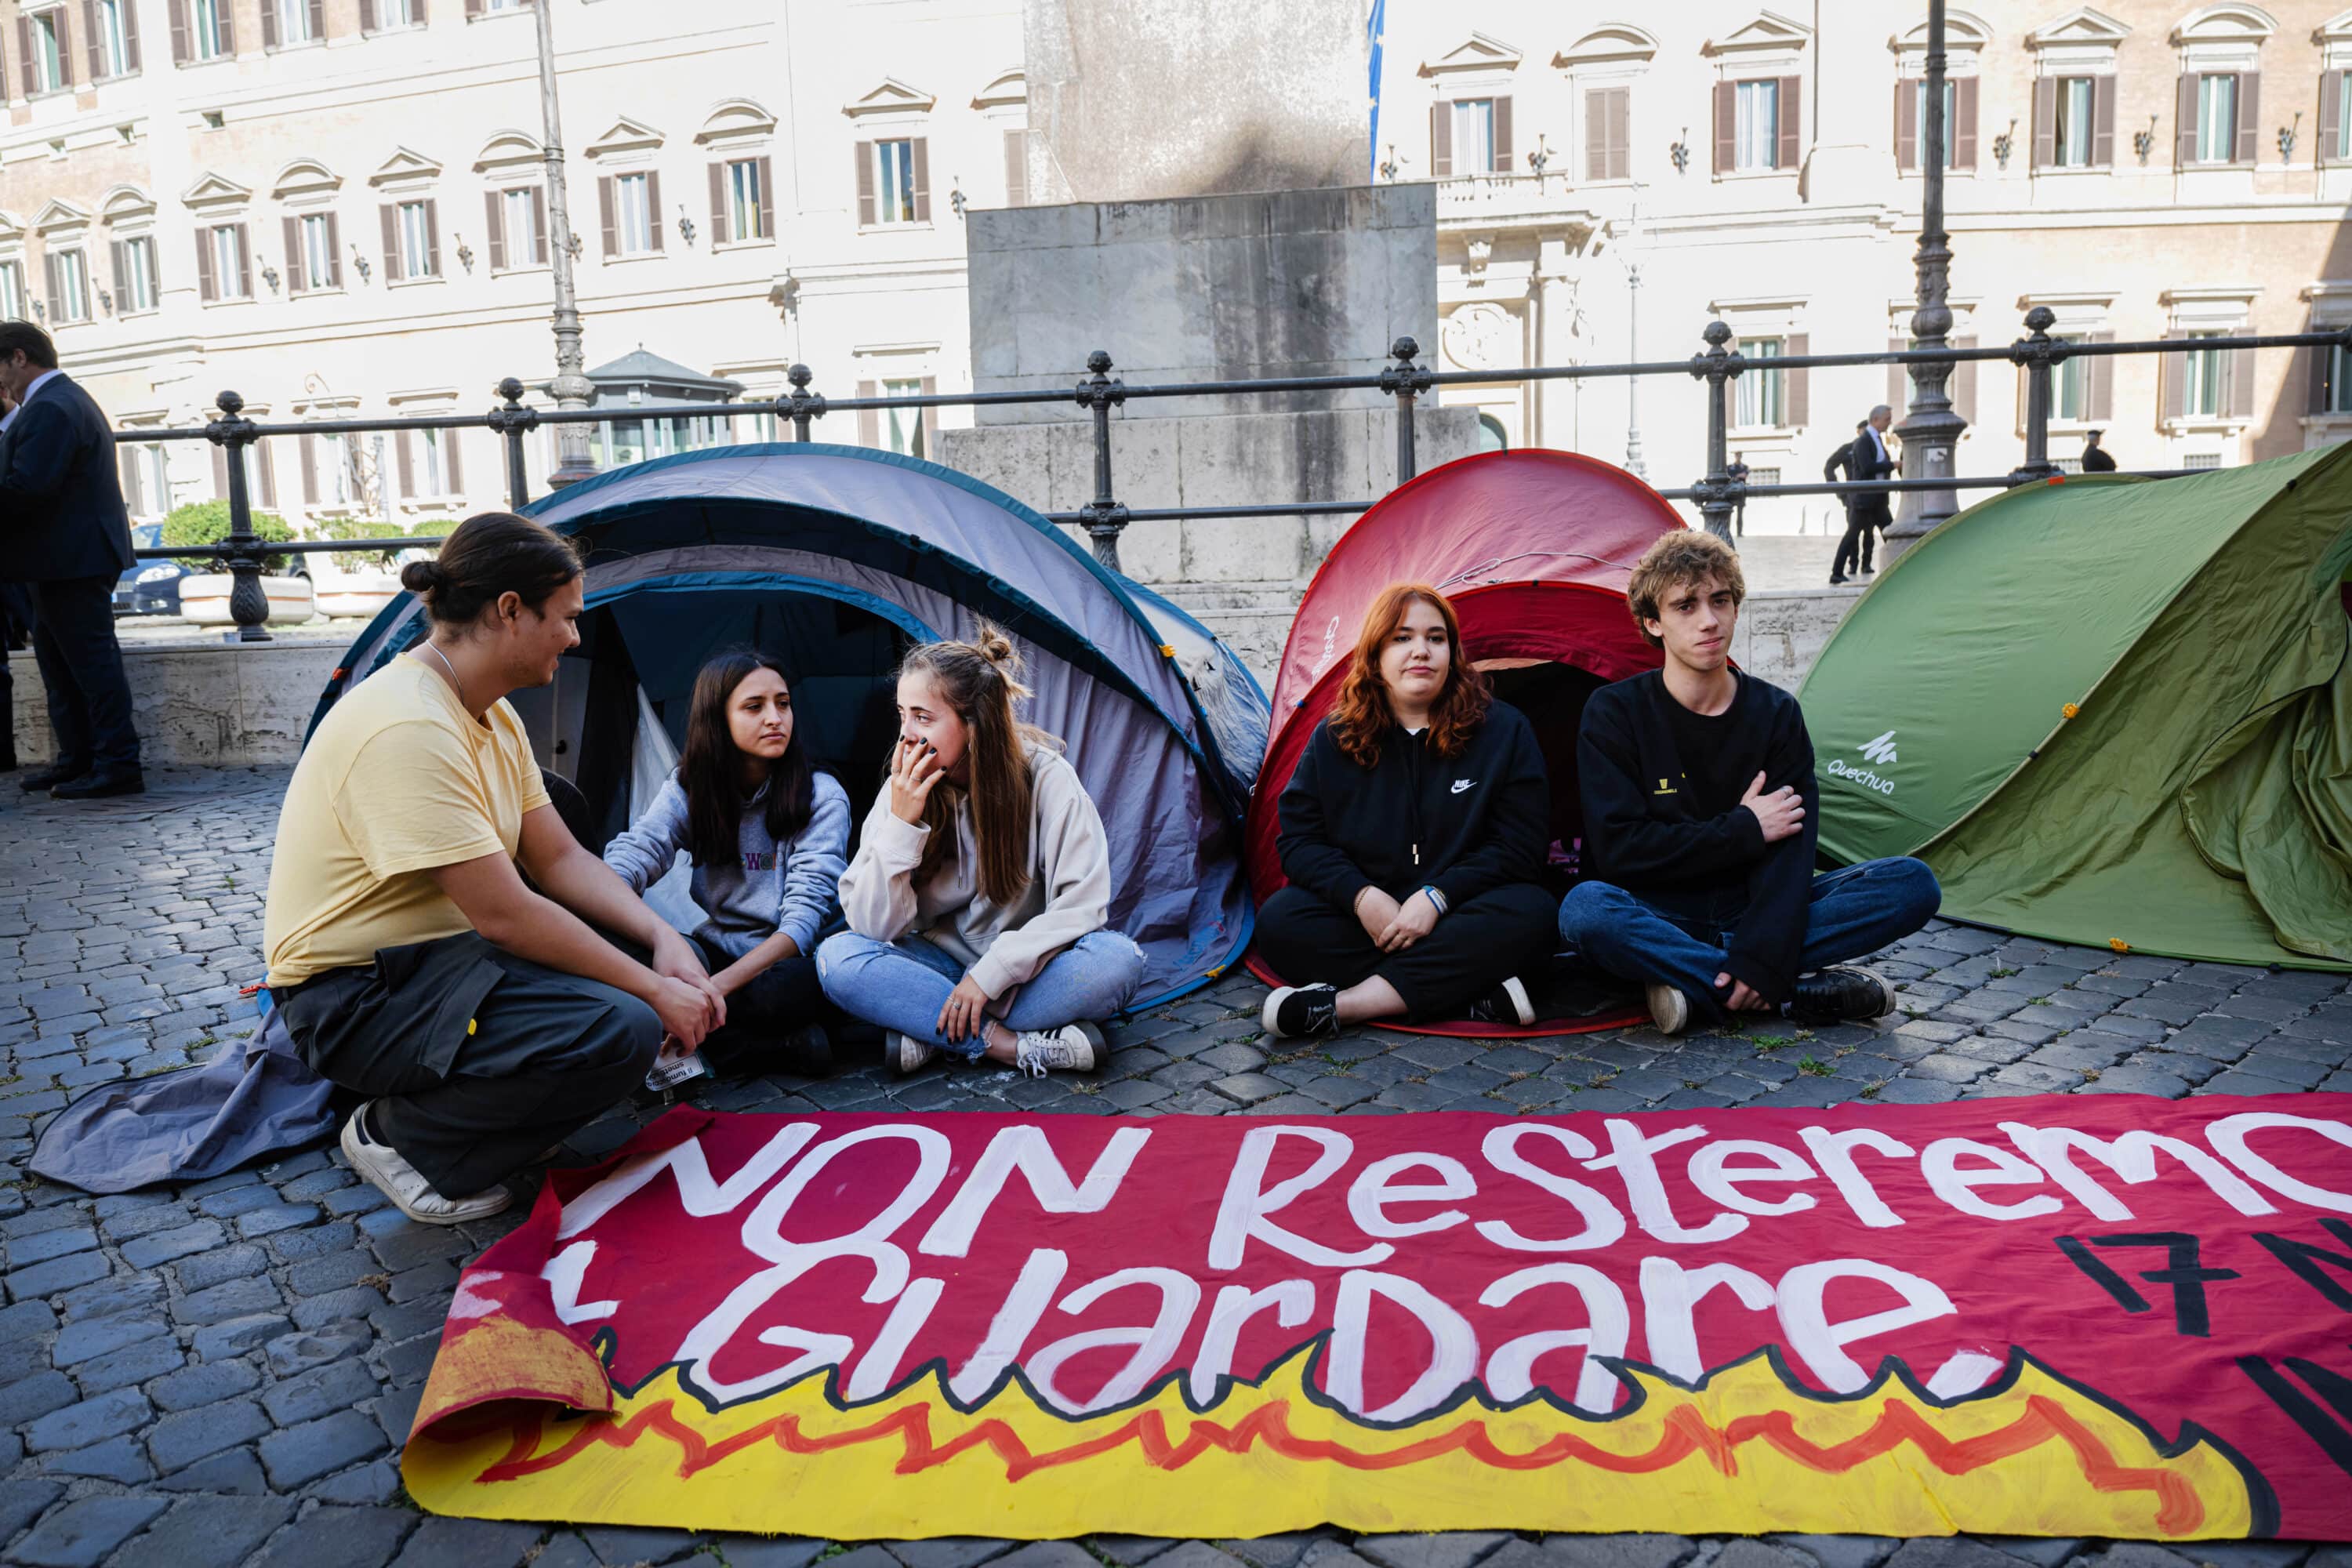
[{"x1": 1, "y1": 767, "x2": 2348, "y2": 1567}]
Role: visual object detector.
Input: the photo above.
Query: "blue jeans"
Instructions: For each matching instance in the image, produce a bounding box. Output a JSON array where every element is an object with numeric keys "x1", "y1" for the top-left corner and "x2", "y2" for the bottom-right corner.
[
  {"x1": 815, "y1": 930, "x2": 1147, "y2": 1062},
  {"x1": 1556, "y1": 858, "x2": 1940, "y2": 1025}
]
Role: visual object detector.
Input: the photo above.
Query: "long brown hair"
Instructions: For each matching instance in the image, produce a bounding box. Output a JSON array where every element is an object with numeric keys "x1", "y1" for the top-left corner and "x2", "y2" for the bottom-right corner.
[
  {"x1": 1326, "y1": 583, "x2": 1490, "y2": 768},
  {"x1": 901, "y1": 623, "x2": 1061, "y2": 906},
  {"x1": 678, "y1": 648, "x2": 815, "y2": 866}
]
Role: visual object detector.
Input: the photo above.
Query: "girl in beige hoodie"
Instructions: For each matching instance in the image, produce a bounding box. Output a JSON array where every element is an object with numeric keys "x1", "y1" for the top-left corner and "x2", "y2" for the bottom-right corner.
[{"x1": 816, "y1": 626, "x2": 1145, "y2": 1076}]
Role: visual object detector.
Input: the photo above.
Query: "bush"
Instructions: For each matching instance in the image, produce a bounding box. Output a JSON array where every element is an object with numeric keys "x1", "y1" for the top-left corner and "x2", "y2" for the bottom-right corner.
[
  {"x1": 327, "y1": 519, "x2": 410, "y2": 575},
  {"x1": 159, "y1": 499, "x2": 296, "y2": 575}
]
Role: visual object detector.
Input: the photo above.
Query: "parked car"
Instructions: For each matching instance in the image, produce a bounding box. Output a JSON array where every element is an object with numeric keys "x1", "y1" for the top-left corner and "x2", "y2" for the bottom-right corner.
[{"x1": 113, "y1": 524, "x2": 192, "y2": 618}]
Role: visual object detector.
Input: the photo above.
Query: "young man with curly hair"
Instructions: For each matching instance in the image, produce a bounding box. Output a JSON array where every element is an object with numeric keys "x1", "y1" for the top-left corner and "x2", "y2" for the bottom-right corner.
[{"x1": 1559, "y1": 531, "x2": 1940, "y2": 1035}]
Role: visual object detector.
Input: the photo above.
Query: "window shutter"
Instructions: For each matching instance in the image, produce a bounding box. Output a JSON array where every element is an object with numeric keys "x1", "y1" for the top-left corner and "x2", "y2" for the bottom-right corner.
[
  {"x1": 18, "y1": 17, "x2": 35, "y2": 96},
  {"x1": 282, "y1": 216, "x2": 303, "y2": 292},
  {"x1": 1896, "y1": 81, "x2": 1917, "y2": 171},
  {"x1": 2091, "y1": 74, "x2": 2114, "y2": 165},
  {"x1": 1490, "y1": 96, "x2": 1512, "y2": 172},
  {"x1": 1606, "y1": 87, "x2": 1629, "y2": 180},
  {"x1": 215, "y1": 2, "x2": 232, "y2": 53},
  {"x1": 254, "y1": 438, "x2": 274, "y2": 507},
  {"x1": 911, "y1": 138, "x2": 930, "y2": 220},
  {"x1": 2310, "y1": 339, "x2": 2335, "y2": 413},
  {"x1": 485, "y1": 190, "x2": 506, "y2": 270},
  {"x1": 445, "y1": 424, "x2": 463, "y2": 492},
  {"x1": 919, "y1": 374, "x2": 937, "y2": 455},
  {"x1": 234, "y1": 221, "x2": 250, "y2": 297},
  {"x1": 42, "y1": 252, "x2": 60, "y2": 318},
  {"x1": 260, "y1": 0, "x2": 278, "y2": 49},
  {"x1": 757, "y1": 155, "x2": 775, "y2": 238},
  {"x1": 53, "y1": 8, "x2": 72, "y2": 86},
  {"x1": 169, "y1": 0, "x2": 187, "y2": 63},
  {"x1": 121, "y1": 0, "x2": 139, "y2": 67},
  {"x1": 1785, "y1": 333, "x2": 1809, "y2": 427},
  {"x1": 379, "y1": 203, "x2": 398, "y2": 281},
  {"x1": 1713, "y1": 81, "x2": 1735, "y2": 174},
  {"x1": 855, "y1": 141, "x2": 875, "y2": 224},
  {"x1": 598, "y1": 175, "x2": 616, "y2": 256},
  {"x1": 84, "y1": 0, "x2": 106, "y2": 82},
  {"x1": 423, "y1": 200, "x2": 438, "y2": 276},
  {"x1": 529, "y1": 187, "x2": 546, "y2": 263},
  {"x1": 1004, "y1": 129, "x2": 1027, "y2": 205},
  {"x1": 2033, "y1": 78, "x2": 2056, "y2": 168},
  {"x1": 2325, "y1": 71, "x2": 2347, "y2": 164},
  {"x1": 466, "y1": 0, "x2": 482, "y2": 15},
  {"x1": 195, "y1": 226, "x2": 216, "y2": 301},
  {"x1": 1429, "y1": 104, "x2": 1451, "y2": 179},
  {"x1": 110, "y1": 238, "x2": 128, "y2": 299},
  {"x1": 1955, "y1": 75, "x2": 1978, "y2": 169},
  {"x1": 2085, "y1": 331, "x2": 2112, "y2": 423},
  {"x1": 397, "y1": 430, "x2": 415, "y2": 497},
  {"x1": 361, "y1": 0, "x2": 376, "y2": 29},
  {"x1": 1777, "y1": 75, "x2": 1801, "y2": 170},
  {"x1": 307, "y1": 0, "x2": 322, "y2": 40},
  {"x1": 644, "y1": 170, "x2": 662, "y2": 250},
  {"x1": 118, "y1": 445, "x2": 142, "y2": 515},
  {"x1": 708, "y1": 161, "x2": 726, "y2": 243},
  {"x1": 856, "y1": 379, "x2": 878, "y2": 446},
  {"x1": 323, "y1": 212, "x2": 340, "y2": 285},
  {"x1": 1955, "y1": 334, "x2": 1978, "y2": 426},
  {"x1": 2229, "y1": 335, "x2": 2254, "y2": 418},
  {"x1": 2235, "y1": 71, "x2": 2260, "y2": 164},
  {"x1": 1585, "y1": 90, "x2": 1609, "y2": 182},
  {"x1": 299, "y1": 432, "x2": 318, "y2": 505},
  {"x1": 2176, "y1": 74, "x2": 2198, "y2": 165},
  {"x1": 211, "y1": 444, "x2": 227, "y2": 499}
]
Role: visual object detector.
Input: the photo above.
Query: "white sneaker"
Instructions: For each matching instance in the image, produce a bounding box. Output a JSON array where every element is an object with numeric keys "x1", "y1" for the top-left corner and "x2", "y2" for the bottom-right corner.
[
  {"x1": 339, "y1": 1103, "x2": 511, "y2": 1226},
  {"x1": 1645, "y1": 982, "x2": 1692, "y2": 1036},
  {"x1": 1013, "y1": 1022, "x2": 1102, "y2": 1077},
  {"x1": 888, "y1": 1032, "x2": 937, "y2": 1076}
]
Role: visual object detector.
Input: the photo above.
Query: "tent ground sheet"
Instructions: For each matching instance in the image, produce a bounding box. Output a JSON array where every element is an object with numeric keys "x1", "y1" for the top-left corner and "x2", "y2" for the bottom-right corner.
[{"x1": 403, "y1": 1098, "x2": 2352, "y2": 1541}]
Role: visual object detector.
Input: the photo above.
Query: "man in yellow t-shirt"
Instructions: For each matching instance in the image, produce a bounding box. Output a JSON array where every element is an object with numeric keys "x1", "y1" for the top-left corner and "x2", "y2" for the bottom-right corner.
[{"x1": 264, "y1": 514, "x2": 726, "y2": 1225}]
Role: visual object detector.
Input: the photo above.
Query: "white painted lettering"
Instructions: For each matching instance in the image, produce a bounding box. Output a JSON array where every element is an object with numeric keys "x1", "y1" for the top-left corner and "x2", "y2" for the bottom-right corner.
[
  {"x1": 1479, "y1": 1262, "x2": 1629, "y2": 1413},
  {"x1": 1687, "y1": 1138, "x2": 1819, "y2": 1218},
  {"x1": 1188, "y1": 1281, "x2": 1314, "y2": 1406},
  {"x1": 918, "y1": 1125, "x2": 1152, "y2": 1258},
  {"x1": 2207, "y1": 1112, "x2": 2352, "y2": 1213},
  {"x1": 1327, "y1": 1270, "x2": 1478, "y2": 1423},
  {"x1": 1920, "y1": 1136, "x2": 2062, "y2": 1221},
  {"x1": 1798, "y1": 1126, "x2": 1914, "y2": 1229},
  {"x1": 1638, "y1": 1257, "x2": 1773, "y2": 1383},
  {"x1": 1475, "y1": 1124, "x2": 1627, "y2": 1252},
  {"x1": 1027, "y1": 1268, "x2": 1202, "y2": 1415},
  {"x1": 1208, "y1": 1126, "x2": 1392, "y2": 1271},
  {"x1": 1999, "y1": 1121, "x2": 2277, "y2": 1221},
  {"x1": 1776, "y1": 1258, "x2": 1956, "y2": 1394},
  {"x1": 1585, "y1": 1119, "x2": 1746, "y2": 1243},
  {"x1": 1348, "y1": 1152, "x2": 1475, "y2": 1240}
]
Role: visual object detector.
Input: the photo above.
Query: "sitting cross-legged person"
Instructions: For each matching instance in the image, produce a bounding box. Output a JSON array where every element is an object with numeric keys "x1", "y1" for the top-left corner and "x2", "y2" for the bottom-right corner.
[
  {"x1": 1557, "y1": 530, "x2": 1941, "y2": 1035},
  {"x1": 1256, "y1": 583, "x2": 1559, "y2": 1039},
  {"x1": 263, "y1": 513, "x2": 728, "y2": 1225}
]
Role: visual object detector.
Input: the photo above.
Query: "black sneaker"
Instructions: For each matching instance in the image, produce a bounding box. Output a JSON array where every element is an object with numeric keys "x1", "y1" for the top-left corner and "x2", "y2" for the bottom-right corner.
[
  {"x1": 1466, "y1": 975, "x2": 1536, "y2": 1028},
  {"x1": 1788, "y1": 965, "x2": 1896, "y2": 1025},
  {"x1": 1261, "y1": 984, "x2": 1339, "y2": 1040}
]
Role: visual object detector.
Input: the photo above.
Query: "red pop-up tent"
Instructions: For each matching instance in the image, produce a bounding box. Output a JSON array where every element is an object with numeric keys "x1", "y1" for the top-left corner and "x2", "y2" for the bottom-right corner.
[{"x1": 1246, "y1": 448, "x2": 1683, "y2": 1035}]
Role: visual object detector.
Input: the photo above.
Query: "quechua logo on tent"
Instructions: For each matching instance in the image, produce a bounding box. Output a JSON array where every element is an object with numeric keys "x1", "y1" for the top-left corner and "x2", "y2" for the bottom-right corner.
[{"x1": 1828, "y1": 731, "x2": 1899, "y2": 796}]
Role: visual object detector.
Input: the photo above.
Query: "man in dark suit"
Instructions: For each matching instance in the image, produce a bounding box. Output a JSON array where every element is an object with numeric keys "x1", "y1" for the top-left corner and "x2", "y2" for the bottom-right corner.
[
  {"x1": 2081, "y1": 430, "x2": 2117, "y2": 472},
  {"x1": 0, "y1": 322, "x2": 143, "y2": 797},
  {"x1": 1822, "y1": 418, "x2": 1864, "y2": 560},
  {"x1": 1833, "y1": 405, "x2": 1896, "y2": 585}
]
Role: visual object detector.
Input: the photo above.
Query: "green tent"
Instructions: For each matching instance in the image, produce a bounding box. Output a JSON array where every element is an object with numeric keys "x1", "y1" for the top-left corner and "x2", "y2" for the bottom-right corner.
[{"x1": 1798, "y1": 445, "x2": 2352, "y2": 971}]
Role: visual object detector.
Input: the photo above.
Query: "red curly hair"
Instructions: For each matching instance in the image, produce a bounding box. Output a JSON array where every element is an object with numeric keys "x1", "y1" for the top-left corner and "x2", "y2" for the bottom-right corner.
[{"x1": 1327, "y1": 583, "x2": 1490, "y2": 769}]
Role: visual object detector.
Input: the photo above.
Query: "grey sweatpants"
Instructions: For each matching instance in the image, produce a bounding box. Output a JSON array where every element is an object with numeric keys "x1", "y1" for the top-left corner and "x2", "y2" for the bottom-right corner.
[{"x1": 278, "y1": 930, "x2": 662, "y2": 1197}]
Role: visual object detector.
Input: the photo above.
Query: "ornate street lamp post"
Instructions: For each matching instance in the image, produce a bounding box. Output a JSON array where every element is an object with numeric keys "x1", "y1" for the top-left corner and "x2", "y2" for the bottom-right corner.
[
  {"x1": 1885, "y1": 0, "x2": 1964, "y2": 561},
  {"x1": 535, "y1": 0, "x2": 597, "y2": 488}
]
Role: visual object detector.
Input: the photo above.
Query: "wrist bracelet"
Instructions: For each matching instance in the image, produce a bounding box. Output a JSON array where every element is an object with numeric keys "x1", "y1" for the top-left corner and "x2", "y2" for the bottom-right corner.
[{"x1": 1420, "y1": 884, "x2": 1447, "y2": 915}]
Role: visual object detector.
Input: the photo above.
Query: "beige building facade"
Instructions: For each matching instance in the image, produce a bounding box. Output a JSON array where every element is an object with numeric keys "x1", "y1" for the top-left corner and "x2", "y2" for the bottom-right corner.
[
  {"x1": 1393, "y1": 1, "x2": 2352, "y2": 535},
  {"x1": 3, "y1": 0, "x2": 2350, "y2": 549}
]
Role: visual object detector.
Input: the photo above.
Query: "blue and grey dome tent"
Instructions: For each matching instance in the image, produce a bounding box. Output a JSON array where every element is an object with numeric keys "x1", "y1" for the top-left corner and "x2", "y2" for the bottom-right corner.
[{"x1": 308, "y1": 443, "x2": 1269, "y2": 1008}]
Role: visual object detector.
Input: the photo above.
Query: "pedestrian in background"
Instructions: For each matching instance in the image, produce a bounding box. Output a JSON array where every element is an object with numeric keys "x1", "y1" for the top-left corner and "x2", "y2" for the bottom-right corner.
[
  {"x1": 1833, "y1": 405, "x2": 1896, "y2": 586},
  {"x1": 0, "y1": 322, "x2": 142, "y2": 798},
  {"x1": 2081, "y1": 430, "x2": 2117, "y2": 472},
  {"x1": 1822, "y1": 419, "x2": 1864, "y2": 549}
]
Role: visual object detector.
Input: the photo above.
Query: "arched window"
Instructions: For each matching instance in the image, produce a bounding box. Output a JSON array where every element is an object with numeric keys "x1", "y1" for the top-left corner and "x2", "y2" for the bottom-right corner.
[{"x1": 1477, "y1": 413, "x2": 1508, "y2": 452}]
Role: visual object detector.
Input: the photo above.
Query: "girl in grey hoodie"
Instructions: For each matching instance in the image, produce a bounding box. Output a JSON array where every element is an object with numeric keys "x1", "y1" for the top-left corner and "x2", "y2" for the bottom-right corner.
[{"x1": 604, "y1": 649, "x2": 851, "y2": 1077}]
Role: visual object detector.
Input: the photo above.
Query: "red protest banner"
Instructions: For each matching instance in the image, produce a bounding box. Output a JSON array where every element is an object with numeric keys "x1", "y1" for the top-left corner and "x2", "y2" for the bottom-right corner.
[{"x1": 404, "y1": 1094, "x2": 2352, "y2": 1541}]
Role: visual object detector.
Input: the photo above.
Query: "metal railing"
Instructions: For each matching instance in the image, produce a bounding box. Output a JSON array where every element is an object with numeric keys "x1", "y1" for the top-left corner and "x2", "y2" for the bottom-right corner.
[{"x1": 126, "y1": 305, "x2": 2352, "y2": 641}]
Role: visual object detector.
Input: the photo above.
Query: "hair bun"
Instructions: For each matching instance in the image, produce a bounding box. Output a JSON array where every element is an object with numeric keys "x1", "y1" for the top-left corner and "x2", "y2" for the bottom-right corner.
[
  {"x1": 975, "y1": 625, "x2": 1016, "y2": 667},
  {"x1": 399, "y1": 560, "x2": 441, "y2": 594}
]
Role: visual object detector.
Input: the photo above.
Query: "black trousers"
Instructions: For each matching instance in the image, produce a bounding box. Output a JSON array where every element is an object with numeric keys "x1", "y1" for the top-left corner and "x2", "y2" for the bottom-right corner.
[
  {"x1": 1254, "y1": 882, "x2": 1558, "y2": 1019},
  {"x1": 27, "y1": 575, "x2": 139, "y2": 774},
  {"x1": 1832, "y1": 508, "x2": 1881, "y2": 579},
  {"x1": 280, "y1": 931, "x2": 661, "y2": 1197},
  {"x1": 686, "y1": 934, "x2": 832, "y2": 1078}
]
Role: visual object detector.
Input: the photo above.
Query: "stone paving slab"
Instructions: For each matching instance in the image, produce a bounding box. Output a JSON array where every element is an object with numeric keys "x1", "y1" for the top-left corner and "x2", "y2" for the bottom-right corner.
[{"x1": 1, "y1": 768, "x2": 2348, "y2": 1564}]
